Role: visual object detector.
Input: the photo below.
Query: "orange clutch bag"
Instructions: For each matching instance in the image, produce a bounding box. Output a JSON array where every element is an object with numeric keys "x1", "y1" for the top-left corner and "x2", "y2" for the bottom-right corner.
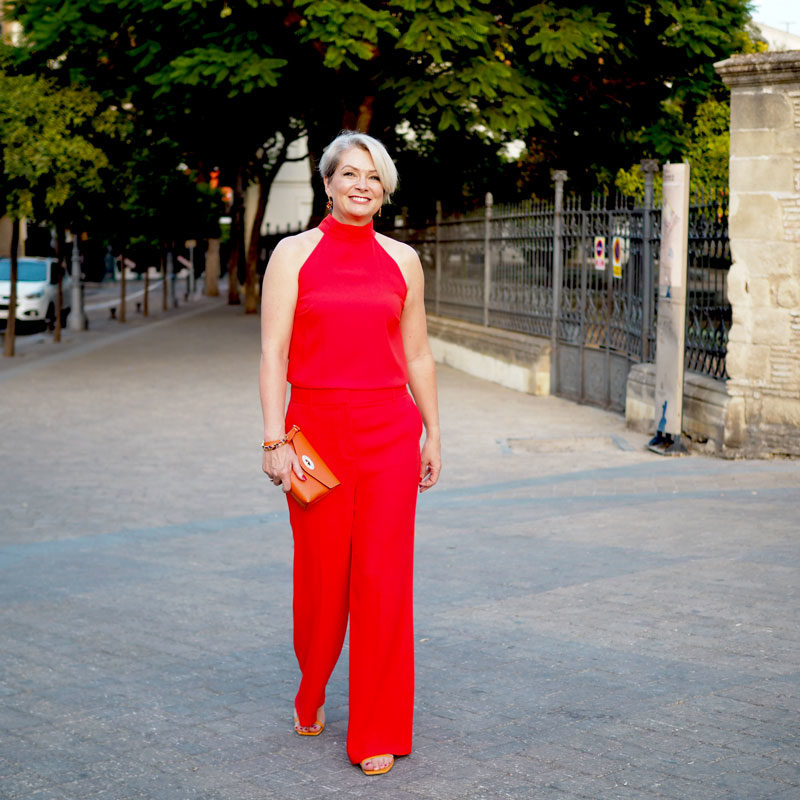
[{"x1": 285, "y1": 425, "x2": 341, "y2": 508}]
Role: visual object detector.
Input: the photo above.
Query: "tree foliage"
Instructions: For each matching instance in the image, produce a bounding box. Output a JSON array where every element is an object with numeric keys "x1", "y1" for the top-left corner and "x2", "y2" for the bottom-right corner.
[
  {"x1": 4, "y1": 0, "x2": 754, "y2": 221},
  {"x1": 0, "y1": 66, "x2": 126, "y2": 355},
  {"x1": 509, "y1": 0, "x2": 752, "y2": 195},
  {"x1": 0, "y1": 70, "x2": 120, "y2": 222}
]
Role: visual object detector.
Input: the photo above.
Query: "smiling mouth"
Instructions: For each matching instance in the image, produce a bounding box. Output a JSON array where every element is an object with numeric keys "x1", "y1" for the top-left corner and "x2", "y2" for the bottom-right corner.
[{"x1": 349, "y1": 196, "x2": 371, "y2": 203}]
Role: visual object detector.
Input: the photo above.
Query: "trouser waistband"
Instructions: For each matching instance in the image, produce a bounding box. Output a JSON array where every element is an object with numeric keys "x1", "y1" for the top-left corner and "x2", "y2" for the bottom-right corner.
[{"x1": 289, "y1": 385, "x2": 409, "y2": 406}]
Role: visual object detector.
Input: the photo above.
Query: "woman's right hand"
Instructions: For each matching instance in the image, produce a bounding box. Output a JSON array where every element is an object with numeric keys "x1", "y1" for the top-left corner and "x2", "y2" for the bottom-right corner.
[{"x1": 262, "y1": 442, "x2": 305, "y2": 493}]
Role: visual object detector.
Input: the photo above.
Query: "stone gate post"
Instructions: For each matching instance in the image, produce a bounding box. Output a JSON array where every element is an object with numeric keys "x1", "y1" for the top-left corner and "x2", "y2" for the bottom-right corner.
[{"x1": 715, "y1": 51, "x2": 800, "y2": 456}]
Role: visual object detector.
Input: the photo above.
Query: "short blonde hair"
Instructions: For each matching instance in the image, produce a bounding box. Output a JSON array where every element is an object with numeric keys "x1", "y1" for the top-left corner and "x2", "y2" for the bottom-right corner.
[{"x1": 319, "y1": 131, "x2": 398, "y2": 204}]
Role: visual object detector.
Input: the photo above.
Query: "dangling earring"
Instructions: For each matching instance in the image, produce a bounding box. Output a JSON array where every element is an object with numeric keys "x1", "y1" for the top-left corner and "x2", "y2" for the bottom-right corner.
[
  {"x1": 377, "y1": 205, "x2": 382, "y2": 218},
  {"x1": 326, "y1": 197, "x2": 332, "y2": 213}
]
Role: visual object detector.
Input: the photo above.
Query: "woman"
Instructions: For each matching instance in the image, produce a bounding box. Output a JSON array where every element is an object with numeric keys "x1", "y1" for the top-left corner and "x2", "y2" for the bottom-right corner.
[{"x1": 259, "y1": 131, "x2": 441, "y2": 776}]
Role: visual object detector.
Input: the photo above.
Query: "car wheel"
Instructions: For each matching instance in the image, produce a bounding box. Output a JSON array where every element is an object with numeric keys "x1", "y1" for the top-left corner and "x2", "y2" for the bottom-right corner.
[{"x1": 60, "y1": 308, "x2": 70, "y2": 326}]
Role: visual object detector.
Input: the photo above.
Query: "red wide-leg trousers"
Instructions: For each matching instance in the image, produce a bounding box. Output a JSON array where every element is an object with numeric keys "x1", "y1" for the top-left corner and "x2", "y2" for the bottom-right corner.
[{"x1": 286, "y1": 386, "x2": 422, "y2": 764}]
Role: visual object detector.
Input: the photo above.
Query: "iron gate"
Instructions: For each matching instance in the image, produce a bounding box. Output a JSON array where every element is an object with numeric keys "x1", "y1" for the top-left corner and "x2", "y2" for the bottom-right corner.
[
  {"x1": 551, "y1": 187, "x2": 657, "y2": 411},
  {"x1": 392, "y1": 167, "x2": 729, "y2": 414}
]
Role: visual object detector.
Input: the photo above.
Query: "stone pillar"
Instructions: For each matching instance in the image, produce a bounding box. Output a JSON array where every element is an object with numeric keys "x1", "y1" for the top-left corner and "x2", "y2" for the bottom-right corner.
[{"x1": 715, "y1": 51, "x2": 800, "y2": 456}]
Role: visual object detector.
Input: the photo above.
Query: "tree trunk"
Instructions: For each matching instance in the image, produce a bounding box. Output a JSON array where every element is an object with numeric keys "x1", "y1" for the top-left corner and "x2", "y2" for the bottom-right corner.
[
  {"x1": 54, "y1": 228, "x2": 65, "y2": 343},
  {"x1": 2, "y1": 218, "x2": 19, "y2": 357},
  {"x1": 54, "y1": 266, "x2": 63, "y2": 343},
  {"x1": 356, "y1": 96, "x2": 374, "y2": 132},
  {"x1": 243, "y1": 182, "x2": 267, "y2": 314},
  {"x1": 119, "y1": 249, "x2": 127, "y2": 322},
  {"x1": 161, "y1": 251, "x2": 167, "y2": 311},
  {"x1": 306, "y1": 122, "x2": 333, "y2": 227},
  {"x1": 205, "y1": 238, "x2": 220, "y2": 296},
  {"x1": 243, "y1": 133, "x2": 297, "y2": 313},
  {"x1": 228, "y1": 170, "x2": 244, "y2": 305},
  {"x1": 227, "y1": 229, "x2": 241, "y2": 305}
]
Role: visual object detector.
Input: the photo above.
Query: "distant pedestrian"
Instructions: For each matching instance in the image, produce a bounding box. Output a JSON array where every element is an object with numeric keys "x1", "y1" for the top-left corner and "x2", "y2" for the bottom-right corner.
[
  {"x1": 258, "y1": 130, "x2": 441, "y2": 776},
  {"x1": 103, "y1": 246, "x2": 117, "y2": 281}
]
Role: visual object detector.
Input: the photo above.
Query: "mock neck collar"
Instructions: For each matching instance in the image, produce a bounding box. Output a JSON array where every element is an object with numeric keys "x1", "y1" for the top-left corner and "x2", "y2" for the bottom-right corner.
[{"x1": 319, "y1": 213, "x2": 375, "y2": 242}]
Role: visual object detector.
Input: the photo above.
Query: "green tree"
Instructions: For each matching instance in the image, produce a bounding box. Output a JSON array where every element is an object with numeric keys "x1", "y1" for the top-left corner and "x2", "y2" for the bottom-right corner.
[
  {"x1": 7, "y1": 0, "x2": 614, "y2": 308},
  {"x1": 512, "y1": 0, "x2": 752, "y2": 195},
  {"x1": 614, "y1": 98, "x2": 730, "y2": 199},
  {"x1": 5, "y1": 0, "x2": 753, "y2": 256},
  {"x1": 0, "y1": 70, "x2": 121, "y2": 355}
]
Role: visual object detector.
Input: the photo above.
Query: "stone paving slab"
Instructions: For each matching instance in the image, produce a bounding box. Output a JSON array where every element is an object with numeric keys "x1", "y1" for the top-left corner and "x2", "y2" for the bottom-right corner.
[{"x1": 1, "y1": 302, "x2": 799, "y2": 799}]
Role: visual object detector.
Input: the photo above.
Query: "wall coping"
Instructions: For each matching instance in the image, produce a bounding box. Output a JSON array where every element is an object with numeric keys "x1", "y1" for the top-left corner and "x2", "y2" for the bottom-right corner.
[
  {"x1": 715, "y1": 50, "x2": 800, "y2": 87},
  {"x1": 427, "y1": 314, "x2": 550, "y2": 365}
]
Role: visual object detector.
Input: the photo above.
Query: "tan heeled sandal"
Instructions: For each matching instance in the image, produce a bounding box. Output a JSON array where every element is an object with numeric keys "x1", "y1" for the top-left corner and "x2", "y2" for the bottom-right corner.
[
  {"x1": 360, "y1": 754, "x2": 394, "y2": 775},
  {"x1": 293, "y1": 705, "x2": 324, "y2": 736}
]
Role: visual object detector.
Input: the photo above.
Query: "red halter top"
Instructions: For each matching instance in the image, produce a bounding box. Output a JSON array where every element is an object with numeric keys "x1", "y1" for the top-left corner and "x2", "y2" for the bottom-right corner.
[{"x1": 287, "y1": 214, "x2": 409, "y2": 389}]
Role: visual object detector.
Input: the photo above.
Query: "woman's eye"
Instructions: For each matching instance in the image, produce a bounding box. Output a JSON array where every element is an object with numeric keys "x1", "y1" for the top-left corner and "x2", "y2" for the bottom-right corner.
[{"x1": 370, "y1": 175, "x2": 382, "y2": 182}]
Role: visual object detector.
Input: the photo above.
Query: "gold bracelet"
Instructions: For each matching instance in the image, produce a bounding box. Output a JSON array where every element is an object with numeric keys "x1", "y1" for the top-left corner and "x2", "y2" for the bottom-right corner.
[{"x1": 262, "y1": 435, "x2": 287, "y2": 451}]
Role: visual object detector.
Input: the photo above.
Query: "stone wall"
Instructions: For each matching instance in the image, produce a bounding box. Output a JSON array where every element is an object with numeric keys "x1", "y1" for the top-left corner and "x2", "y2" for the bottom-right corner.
[
  {"x1": 427, "y1": 316, "x2": 551, "y2": 396},
  {"x1": 626, "y1": 364, "x2": 745, "y2": 455},
  {"x1": 714, "y1": 51, "x2": 800, "y2": 457}
]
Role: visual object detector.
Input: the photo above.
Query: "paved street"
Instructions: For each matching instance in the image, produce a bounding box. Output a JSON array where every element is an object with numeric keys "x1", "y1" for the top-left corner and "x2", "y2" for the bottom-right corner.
[{"x1": 1, "y1": 300, "x2": 798, "y2": 799}]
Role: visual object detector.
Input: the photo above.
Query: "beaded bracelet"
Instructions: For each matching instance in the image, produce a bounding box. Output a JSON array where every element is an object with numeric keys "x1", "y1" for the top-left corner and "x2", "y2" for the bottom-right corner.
[{"x1": 262, "y1": 435, "x2": 288, "y2": 452}]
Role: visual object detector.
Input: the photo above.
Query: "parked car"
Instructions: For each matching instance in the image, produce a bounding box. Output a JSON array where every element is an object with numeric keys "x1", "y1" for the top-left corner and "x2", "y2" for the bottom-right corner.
[{"x1": 0, "y1": 257, "x2": 71, "y2": 327}]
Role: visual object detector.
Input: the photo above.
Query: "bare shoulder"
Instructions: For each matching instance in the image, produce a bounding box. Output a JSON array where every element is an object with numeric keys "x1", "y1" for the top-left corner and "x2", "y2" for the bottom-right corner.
[
  {"x1": 268, "y1": 228, "x2": 323, "y2": 275},
  {"x1": 376, "y1": 232, "x2": 419, "y2": 267},
  {"x1": 375, "y1": 232, "x2": 422, "y2": 286}
]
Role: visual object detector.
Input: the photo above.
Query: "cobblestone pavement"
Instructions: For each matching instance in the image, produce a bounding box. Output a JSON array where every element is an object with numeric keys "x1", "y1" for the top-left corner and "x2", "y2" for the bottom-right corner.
[{"x1": 1, "y1": 302, "x2": 798, "y2": 800}]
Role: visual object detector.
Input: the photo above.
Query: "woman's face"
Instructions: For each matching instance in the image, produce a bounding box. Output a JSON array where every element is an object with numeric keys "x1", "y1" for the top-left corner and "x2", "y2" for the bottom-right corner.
[{"x1": 324, "y1": 146, "x2": 384, "y2": 225}]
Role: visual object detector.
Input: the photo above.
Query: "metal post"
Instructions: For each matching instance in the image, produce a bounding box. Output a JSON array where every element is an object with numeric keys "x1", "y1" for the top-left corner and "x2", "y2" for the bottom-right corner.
[
  {"x1": 551, "y1": 171, "x2": 567, "y2": 392},
  {"x1": 605, "y1": 196, "x2": 613, "y2": 408},
  {"x1": 69, "y1": 236, "x2": 84, "y2": 331},
  {"x1": 434, "y1": 200, "x2": 442, "y2": 317},
  {"x1": 483, "y1": 192, "x2": 493, "y2": 327},
  {"x1": 641, "y1": 159, "x2": 659, "y2": 361},
  {"x1": 579, "y1": 208, "x2": 588, "y2": 403}
]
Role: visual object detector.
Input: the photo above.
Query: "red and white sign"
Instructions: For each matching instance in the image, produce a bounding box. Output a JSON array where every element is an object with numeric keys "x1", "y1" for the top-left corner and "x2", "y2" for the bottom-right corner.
[{"x1": 593, "y1": 236, "x2": 606, "y2": 271}]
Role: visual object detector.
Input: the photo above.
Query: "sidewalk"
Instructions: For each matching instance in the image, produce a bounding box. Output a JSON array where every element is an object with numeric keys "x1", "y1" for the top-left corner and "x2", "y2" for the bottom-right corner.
[
  {"x1": 0, "y1": 277, "x2": 211, "y2": 377},
  {"x1": 0, "y1": 302, "x2": 798, "y2": 799}
]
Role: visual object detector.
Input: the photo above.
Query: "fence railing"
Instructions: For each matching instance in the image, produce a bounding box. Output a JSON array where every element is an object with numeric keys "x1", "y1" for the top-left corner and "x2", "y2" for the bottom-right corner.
[{"x1": 392, "y1": 168, "x2": 730, "y2": 382}]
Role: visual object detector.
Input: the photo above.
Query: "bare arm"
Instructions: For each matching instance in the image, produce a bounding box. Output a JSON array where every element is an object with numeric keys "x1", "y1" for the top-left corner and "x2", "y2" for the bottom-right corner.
[
  {"x1": 399, "y1": 248, "x2": 442, "y2": 492},
  {"x1": 259, "y1": 236, "x2": 312, "y2": 491}
]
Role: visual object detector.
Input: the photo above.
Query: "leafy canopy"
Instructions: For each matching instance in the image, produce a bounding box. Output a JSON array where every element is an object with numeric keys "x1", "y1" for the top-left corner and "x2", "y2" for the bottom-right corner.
[
  {"x1": 4, "y1": 0, "x2": 755, "y2": 212},
  {"x1": 0, "y1": 69, "x2": 125, "y2": 221}
]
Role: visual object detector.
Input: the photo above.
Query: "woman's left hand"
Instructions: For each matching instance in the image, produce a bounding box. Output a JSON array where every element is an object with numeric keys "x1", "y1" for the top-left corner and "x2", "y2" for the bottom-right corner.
[{"x1": 419, "y1": 435, "x2": 441, "y2": 492}]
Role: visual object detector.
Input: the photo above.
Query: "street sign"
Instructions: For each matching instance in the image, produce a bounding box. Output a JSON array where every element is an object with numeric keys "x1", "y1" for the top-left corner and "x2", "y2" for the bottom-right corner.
[
  {"x1": 593, "y1": 236, "x2": 606, "y2": 271},
  {"x1": 612, "y1": 236, "x2": 623, "y2": 278}
]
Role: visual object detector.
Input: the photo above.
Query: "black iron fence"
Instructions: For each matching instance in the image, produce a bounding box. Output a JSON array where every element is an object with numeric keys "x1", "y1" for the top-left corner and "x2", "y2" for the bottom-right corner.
[{"x1": 392, "y1": 168, "x2": 730, "y2": 386}]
